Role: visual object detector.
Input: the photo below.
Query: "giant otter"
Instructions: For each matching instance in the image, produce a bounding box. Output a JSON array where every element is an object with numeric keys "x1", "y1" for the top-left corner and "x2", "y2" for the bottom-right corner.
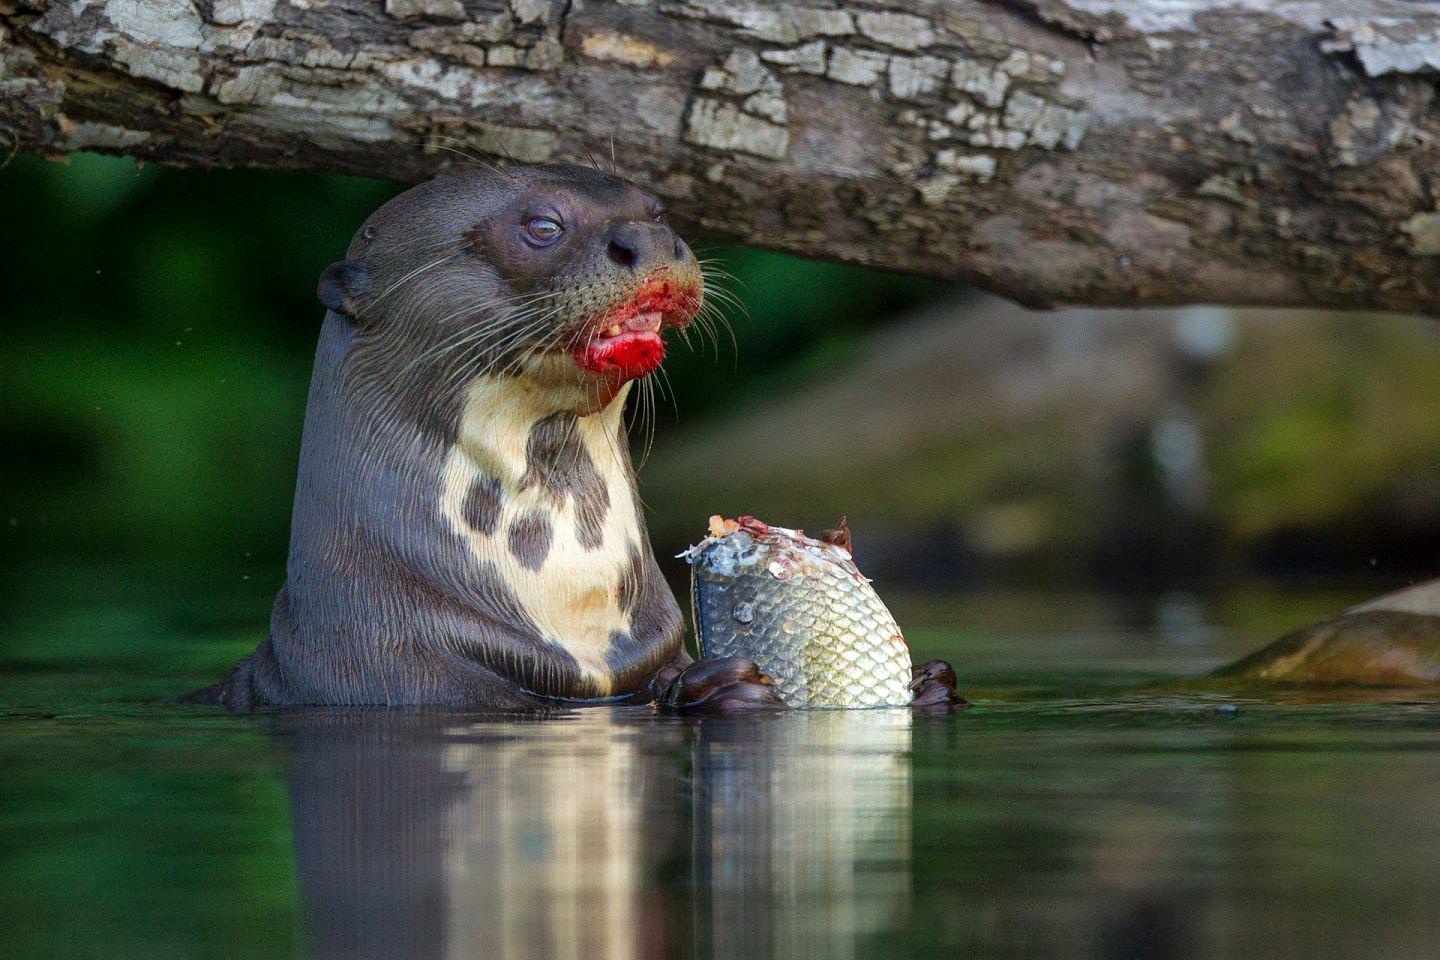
[{"x1": 189, "y1": 163, "x2": 958, "y2": 711}]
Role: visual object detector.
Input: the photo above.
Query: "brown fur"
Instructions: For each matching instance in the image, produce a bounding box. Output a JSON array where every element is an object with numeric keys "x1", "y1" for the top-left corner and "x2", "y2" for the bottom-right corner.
[{"x1": 190, "y1": 164, "x2": 698, "y2": 709}]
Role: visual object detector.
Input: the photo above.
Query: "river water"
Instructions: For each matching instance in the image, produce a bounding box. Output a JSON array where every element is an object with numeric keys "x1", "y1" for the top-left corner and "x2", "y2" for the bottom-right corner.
[{"x1": 3, "y1": 562, "x2": 1440, "y2": 959}]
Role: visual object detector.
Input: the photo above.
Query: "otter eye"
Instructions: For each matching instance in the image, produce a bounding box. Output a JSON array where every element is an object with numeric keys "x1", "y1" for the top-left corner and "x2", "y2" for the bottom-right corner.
[
  {"x1": 651, "y1": 206, "x2": 665, "y2": 222},
  {"x1": 525, "y1": 216, "x2": 563, "y2": 245}
]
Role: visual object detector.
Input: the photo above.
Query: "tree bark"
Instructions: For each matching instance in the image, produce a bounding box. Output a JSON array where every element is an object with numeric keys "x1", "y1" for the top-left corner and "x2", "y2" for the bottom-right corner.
[{"x1": 4, "y1": 0, "x2": 1440, "y2": 313}]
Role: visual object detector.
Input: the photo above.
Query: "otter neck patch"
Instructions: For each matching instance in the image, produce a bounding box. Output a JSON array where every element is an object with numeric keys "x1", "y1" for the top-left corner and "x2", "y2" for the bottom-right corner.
[
  {"x1": 439, "y1": 376, "x2": 642, "y2": 694},
  {"x1": 461, "y1": 476, "x2": 503, "y2": 537},
  {"x1": 507, "y1": 511, "x2": 555, "y2": 571},
  {"x1": 519, "y1": 412, "x2": 611, "y2": 549}
]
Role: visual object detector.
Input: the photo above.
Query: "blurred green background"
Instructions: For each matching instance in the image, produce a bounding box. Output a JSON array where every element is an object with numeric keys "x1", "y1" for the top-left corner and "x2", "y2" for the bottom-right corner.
[
  {"x1": 0, "y1": 153, "x2": 941, "y2": 564},
  {"x1": 8, "y1": 152, "x2": 1440, "y2": 960},
  {"x1": 5, "y1": 152, "x2": 1440, "y2": 588}
]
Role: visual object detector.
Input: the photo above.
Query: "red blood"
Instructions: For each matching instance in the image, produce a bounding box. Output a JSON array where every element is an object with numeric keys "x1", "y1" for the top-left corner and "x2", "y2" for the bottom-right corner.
[
  {"x1": 571, "y1": 275, "x2": 701, "y2": 383},
  {"x1": 576, "y1": 332, "x2": 667, "y2": 379},
  {"x1": 737, "y1": 515, "x2": 770, "y2": 535}
]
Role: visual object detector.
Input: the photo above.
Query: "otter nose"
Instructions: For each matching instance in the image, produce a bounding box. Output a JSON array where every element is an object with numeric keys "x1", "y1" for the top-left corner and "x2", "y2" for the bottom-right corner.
[
  {"x1": 604, "y1": 221, "x2": 684, "y2": 273},
  {"x1": 606, "y1": 226, "x2": 641, "y2": 270}
]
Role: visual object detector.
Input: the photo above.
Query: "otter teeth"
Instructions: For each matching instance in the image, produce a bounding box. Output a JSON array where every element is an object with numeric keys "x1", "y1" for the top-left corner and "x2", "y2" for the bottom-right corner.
[
  {"x1": 630, "y1": 311, "x2": 664, "y2": 333},
  {"x1": 600, "y1": 311, "x2": 665, "y2": 339}
]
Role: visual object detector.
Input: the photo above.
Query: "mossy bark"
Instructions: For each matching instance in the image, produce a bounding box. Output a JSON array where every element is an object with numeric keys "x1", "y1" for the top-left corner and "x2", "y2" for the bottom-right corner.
[{"x1": 4, "y1": 0, "x2": 1440, "y2": 313}]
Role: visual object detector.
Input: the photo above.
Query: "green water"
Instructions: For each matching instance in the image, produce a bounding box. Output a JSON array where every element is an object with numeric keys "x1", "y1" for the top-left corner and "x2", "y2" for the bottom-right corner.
[{"x1": 4, "y1": 562, "x2": 1440, "y2": 960}]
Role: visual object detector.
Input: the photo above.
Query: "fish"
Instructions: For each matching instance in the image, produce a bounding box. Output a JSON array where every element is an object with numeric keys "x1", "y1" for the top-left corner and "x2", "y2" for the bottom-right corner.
[{"x1": 682, "y1": 515, "x2": 913, "y2": 708}]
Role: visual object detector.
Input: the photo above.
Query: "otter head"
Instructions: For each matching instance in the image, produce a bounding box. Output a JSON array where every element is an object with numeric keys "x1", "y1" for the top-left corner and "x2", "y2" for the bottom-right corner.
[{"x1": 317, "y1": 163, "x2": 703, "y2": 417}]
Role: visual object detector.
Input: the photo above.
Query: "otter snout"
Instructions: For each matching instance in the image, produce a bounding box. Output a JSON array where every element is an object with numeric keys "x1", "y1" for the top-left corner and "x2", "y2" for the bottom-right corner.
[
  {"x1": 568, "y1": 228, "x2": 700, "y2": 385},
  {"x1": 561, "y1": 213, "x2": 702, "y2": 385},
  {"x1": 604, "y1": 221, "x2": 691, "y2": 275}
]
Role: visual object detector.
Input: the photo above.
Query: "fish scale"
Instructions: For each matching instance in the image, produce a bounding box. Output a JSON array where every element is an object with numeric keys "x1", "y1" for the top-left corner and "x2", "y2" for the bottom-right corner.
[{"x1": 685, "y1": 519, "x2": 913, "y2": 708}]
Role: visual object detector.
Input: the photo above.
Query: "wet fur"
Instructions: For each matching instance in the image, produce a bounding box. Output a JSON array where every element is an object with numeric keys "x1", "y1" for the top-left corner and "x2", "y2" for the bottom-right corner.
[{"x1": 194, "y1": 165, "x2": 690, "y2": 709}]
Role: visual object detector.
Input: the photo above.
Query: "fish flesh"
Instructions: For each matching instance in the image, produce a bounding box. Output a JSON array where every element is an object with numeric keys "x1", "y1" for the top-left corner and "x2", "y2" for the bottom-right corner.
[{"x1": 683, "y1": 516, "x2": 913, "y2": 708}]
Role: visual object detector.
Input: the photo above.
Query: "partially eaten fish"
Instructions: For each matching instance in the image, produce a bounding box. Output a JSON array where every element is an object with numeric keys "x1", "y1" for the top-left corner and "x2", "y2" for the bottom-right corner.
[{"x1": 682, "y1": 515, "x2": 913, "y2": 708}]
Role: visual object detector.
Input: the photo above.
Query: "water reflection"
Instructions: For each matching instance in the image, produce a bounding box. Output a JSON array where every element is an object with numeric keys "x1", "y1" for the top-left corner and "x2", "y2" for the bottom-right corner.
[
  {"x1": 691, "y1": 713, "x2": 912, "y2": 960},
  {"x1": 271, "y1": 708, "x2": 915, "y2": 960}
]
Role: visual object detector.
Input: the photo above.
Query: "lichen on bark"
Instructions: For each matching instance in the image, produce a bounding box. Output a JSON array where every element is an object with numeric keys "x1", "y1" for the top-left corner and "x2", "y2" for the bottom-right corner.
[{"x1": 2, "y1": 0, "x2": 1439, "y2": 315}]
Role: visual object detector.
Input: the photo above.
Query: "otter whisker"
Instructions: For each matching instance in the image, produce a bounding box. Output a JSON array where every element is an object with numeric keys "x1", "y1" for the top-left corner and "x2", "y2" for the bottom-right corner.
[
  {"x1": 695, "y1": 258, "x2": 747, "y2": 285},
  {"x1": 436, "y1": 322, "x2": 545, "y2": 386},
  {"x1": 409, "y1": 306, "x2": 531, "y2": 363},
  {"x1": 697, "y1": 300, "x2": 739, "y2": 361},
  {"x1": 431, "y1": 287, "x2": 568, "y2": 328},
  {"x1": 695, "y1": 265, "x2": 744, "y2": 362},
  {"x1": 419, "y1": 318, "x2": 554, "y2": 395},
  {"x1": 699, "y1": 295, "x2": 745, "y2": 327},
  {"x1": 448, "y1": 315, "x2": 559, "y2": 386},
  {"x1": 636, "y1": 373, "x2": 658, "y2": 468},
  {"x1": 478, "y1": 308, "x2": 574, "y2": 383},
  {"x1": 422, "y1": 135, "x2": 522, "y2": 183},
  {"x1": 697, "y1": 283, "x2": 746, "y2": 315},
  {"x1": 578, "y1": 144, "x2": 607, "y2": 178},
  {"x1": 645, "y1": 375, "x2": 658, "y2": 466},
  {"x1": 653, "y1": 364, "x2": 680, "y2": 423},
  {"x1": 356, "y1": 253, "x2": 461, "y2": 322},
  {"x1": 425, "y1": 298, "x2": 562, "y2": 357},
  {"x1": 397, "y1": 292, "x2": 563, "y2": 377},
  {"x1": 490, "y1": 330, "x2": 562, "y2": 383},
  {"x1": 697, "y1": 273, "x2": 747, "y2": 316},
  {"x1": 696, "y1": 259, "x2": 747, "y2": 292},
  {"x1": 493, "y1": 305, "x2": 572, "y2": 368},
  {"x1": 693, "y1": 311, "x2": 721, "y2": 357}
]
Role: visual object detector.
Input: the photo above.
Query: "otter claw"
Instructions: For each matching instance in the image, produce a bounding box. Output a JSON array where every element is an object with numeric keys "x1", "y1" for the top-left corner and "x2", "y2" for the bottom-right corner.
[
  {"x1": 909, "y1": 659, "x2": 969, "y2": 710},
  {"x1": 658, "y1": 655, "x2": 787, "y2": 714}
]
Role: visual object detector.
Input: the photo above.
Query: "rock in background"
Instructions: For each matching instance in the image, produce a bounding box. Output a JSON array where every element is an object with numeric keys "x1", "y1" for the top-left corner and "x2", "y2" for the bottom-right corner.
[{"x1": 645, "y1": 295, "x2": 1440, "y2": 586}]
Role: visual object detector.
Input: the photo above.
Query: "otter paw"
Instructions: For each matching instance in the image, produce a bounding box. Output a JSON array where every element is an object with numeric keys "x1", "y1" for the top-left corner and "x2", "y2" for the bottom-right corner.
[
  {"x1": 657, "y1": 656, "x2": 787, "y2": 713},
  {"x1": 644, "y1": 658, "x2": 689, "y2": 703},
  {"x1": 909, "y1": 659, "x2": 969, "y2": 710}
]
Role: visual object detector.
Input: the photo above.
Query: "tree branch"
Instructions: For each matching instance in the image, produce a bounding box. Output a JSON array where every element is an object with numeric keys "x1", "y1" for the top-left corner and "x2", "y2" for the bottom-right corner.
[{"x1": 4, "y1": 0, "x2": 1439, "y2": 313}]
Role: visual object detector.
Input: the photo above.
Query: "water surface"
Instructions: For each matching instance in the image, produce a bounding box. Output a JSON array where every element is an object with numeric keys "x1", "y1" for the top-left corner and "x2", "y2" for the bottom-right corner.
[{"x1": 3, "y1": 562, "x2": 1439, "y2": 959}]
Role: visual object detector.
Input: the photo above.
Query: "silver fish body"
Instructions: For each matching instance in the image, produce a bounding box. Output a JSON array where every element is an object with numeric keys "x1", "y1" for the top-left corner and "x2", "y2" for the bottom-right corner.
[{"x1": 684, "y1": 519, "x2": 913, "y2": 708}]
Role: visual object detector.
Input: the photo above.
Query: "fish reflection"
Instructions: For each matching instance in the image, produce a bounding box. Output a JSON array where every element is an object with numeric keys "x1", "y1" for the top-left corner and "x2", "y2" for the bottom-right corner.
[
  {"x1": 272, "y1": 708, "x2": 914, "y2": 960},
  {"x1": 690, "y1": 712, "x2": 913, "y2": 960}
]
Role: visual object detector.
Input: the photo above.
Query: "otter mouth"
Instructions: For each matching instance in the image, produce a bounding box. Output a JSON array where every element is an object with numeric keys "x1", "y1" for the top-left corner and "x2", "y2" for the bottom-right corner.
[{"x1": 574, "y1": 276, "x2": 700, "y2": 380}]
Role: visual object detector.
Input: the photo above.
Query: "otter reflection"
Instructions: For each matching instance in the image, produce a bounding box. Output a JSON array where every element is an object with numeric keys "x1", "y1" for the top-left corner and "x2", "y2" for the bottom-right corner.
[{"x1": 270, "y1": 709, "x2": 914, "y2": 960}]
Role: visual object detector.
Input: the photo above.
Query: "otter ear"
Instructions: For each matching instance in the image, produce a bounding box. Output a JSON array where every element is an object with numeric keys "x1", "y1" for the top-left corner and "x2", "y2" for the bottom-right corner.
[{"x1": 317, "y1": 260, "x2": 370, "y2": 319}]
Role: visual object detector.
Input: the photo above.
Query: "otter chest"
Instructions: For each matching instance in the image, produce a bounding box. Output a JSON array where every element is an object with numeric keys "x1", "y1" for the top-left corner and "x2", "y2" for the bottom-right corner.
[{"x1": 439, "y1": 380, "x2": 643, "y2": 693}]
